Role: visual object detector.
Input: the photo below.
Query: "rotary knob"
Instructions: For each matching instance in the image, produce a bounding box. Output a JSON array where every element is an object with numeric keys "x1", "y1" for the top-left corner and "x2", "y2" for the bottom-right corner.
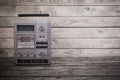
[
  {"x1": 17, "y1": 53, "x2": 22, "y2": 57},
  {"x1": 39, "y1": 26, "x2": 45, "y2": 32},
  {"x1": 24, "y1": 54, "x2": 28, "y2": 57},
  {"x1": 39, "y1": 52, "x2": 45, "y2": 57},
  {"x1": 30, "y1": 53, "x2": 35, "y2": 57}
]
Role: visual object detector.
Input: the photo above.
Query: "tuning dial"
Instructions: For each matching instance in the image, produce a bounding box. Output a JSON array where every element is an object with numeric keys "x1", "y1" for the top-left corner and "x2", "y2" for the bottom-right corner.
[
  {"x1": 39, "y1": 26, "x2": 45, "y2": 31},
  {"x1": 39, "y1": 52, "x2": 45, "y2": 57}
]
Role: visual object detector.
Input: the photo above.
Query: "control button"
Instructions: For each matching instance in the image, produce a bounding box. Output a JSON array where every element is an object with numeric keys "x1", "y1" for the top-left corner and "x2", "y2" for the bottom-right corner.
[
  {"x1": 39, "y1": 26, "x2": 45, "y2": 31},
  {"x1": 24, "y1": 54, "x2": 28, "y2": 57},
  {"x1": 39, "y1": 35, "x2": 42, "y2": 38},
  {"x1": 30, "y1": 53, "x2": 35, "y2": 57},
  {"x1": 42, "y1": 36, "x2": 45, "y2": 38},
  {"x1": 31, "y1": 37, "x2": 34, "y2": 40},
  {"x1": 17, "y1": 53, "x2": 22, "y2": 57},
  {"x1": 39, "y1": 52, "x2": 45, "y2": 57},
  {"x1": 39, "y1": 35, "x2": 45, "y2": 38}
]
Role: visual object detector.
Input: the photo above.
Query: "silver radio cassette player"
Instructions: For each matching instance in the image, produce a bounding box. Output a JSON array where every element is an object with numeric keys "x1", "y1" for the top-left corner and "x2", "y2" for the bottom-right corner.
[{"x1": 14, "y1": 20, "x2": 51, "y2": 65}]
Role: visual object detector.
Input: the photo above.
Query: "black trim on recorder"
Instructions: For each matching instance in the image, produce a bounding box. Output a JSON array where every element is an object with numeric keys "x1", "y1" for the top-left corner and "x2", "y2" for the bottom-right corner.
[
  {"x1": 18, "y1": 14, "x2": 49, "y2": 17},
  {"x1": 36, "y1": 46, "x2": 47, "y2": 48},
  {"x1": 17, "y1": 59, "x2": 49, "y2": 64},
  {"x1": 36, "y1": 42, "x2": 47, "y2": 44}
]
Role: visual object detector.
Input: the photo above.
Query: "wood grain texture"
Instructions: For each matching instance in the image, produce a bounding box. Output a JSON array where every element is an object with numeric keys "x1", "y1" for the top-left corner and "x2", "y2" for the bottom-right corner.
[
  {"x1": 0, "y1": 38, "x2": 13, "y2": 48},
  {"x1": 0, "y1": 6, "x2": 16, "y2": 16},
  {"x1": 0, "y1": 57, "x2": 120, "y2": 76},
  {"x1": 1, "y1": 17, "x2": 120, "y2": 27},
  {"x1": 1, "y1": 0, "x2": 120, "y2": 6},
  {"x1": 0, "y1": 69, "x2": 120, "y2": 76},
  {"x1": 0, "y1": 0, "x2": 120, "y2": 79},
  {"x1": 0, "y1": 49, "x2": 13, "y2": 57},
  {"x1": 2, "y1": 28, "x2": 120, "y2": 38},
  {"x1": 1, "y1": 62, "x2": 120, "y2": 70},
  {"x1": 1, "y1": 38, "x2": 120, "y2": 48},
  {"x1": 52, "y1": 39, "x2": 120, "y2": 48},
  {"x1": 1, "y1": 48, "x2": 120, "y2": 57},
  {"x1": 34, "y1": 6, "x2": 120, "y2": 17},
  {"x1": 52, "y1": 28, "x2": 120, "y2": 38},
  {"x1": 0, "y1": 77, "x2": 120, "y2": 80},
  {"x1": 0, "y1": 28, "x2": 13, "y2": 38},
  {"x1": 0, "y1": 57, "x2": 120, "y2": 78},
  {"x1": 0, "y1": 0, "x2": 10, "y2": 6},
  {"x1": 0, "y1": 57, "x2": 120, "y2": 79},
  {"x1": 1, "y1": 6, "x2": 120, "y2": 16},
  {"x1": 1, "y1": 57, "x2": 120, "y2": 66}
]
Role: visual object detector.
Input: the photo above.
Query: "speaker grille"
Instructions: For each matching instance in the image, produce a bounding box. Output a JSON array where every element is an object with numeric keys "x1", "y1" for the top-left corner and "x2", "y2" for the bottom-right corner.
[{"x1": 16, "y1": 59, "x2": 49, "y2": 64}]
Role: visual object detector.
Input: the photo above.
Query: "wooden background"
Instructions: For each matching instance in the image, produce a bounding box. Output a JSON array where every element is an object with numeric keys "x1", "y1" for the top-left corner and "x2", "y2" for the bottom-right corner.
[{"x1": 1, "y1": 0, "x2": 120, "y2": 80}]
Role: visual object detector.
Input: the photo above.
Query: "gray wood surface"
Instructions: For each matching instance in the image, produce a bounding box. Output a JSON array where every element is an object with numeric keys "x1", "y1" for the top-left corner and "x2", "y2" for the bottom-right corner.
[
  {"x1": 1, "y1": 17, "x2": 120, "y2": 27},
  {"x1": 1, "y1": 48, "x2": 120, "y2": 57},
  {"x1": 1, "y1": 70, "x2": 120, "y2": 76},
  {"x1": 1, "y1": 38, "x2": 120, "y2": 48},
  {"x1": 0, "y1": 77, "x2": 120, "y2": 80},
  {"x1": 1, "y1": 6, "x2": 120, "y2": 16},
  {"x1": 0, "y1": 57, "x2": 120, "y2": 77},
  {"x1": 1, "y1": 0, "x2": 120, "y2": 6},
  {"x1": 1, "y1": 57, "x2": 120, "y2": 66},
  {"x1": 2, "y1": 28, "x2": 120, "y2": 38},
  {"x1": 0, "y1": 0, "x2": 120, "y2": 79}
]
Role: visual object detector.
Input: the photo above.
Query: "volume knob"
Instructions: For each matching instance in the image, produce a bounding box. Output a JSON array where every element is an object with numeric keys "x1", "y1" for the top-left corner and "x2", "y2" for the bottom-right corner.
[
  {"x1": 24, "y1": 54, "x2": 28, "y2": 57},
  {"x1": 30, "y1": 53, "x2": 35, "y2": 57},
  {"x1": 17, "y1": 53, "x2": 22, "y2": 57},
  {"x1": 39, "y1": 26, "x2": 45, "y2": 31},
  {"x1": 39, "y1": 52, "x2": 45, "y2": 57}
]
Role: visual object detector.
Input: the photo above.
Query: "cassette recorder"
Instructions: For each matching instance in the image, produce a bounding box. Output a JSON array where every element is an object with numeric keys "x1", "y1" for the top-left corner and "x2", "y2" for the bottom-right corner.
[{"x1": 14, "y1": 20, "x2": 51, "y2": 65}]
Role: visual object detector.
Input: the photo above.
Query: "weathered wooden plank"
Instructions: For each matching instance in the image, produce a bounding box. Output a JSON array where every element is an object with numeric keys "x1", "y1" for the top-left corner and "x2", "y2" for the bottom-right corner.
[
  {"x1": 0, "y1": 69, "x2": 120, "y2": 76},
  {"x1": 1, "y1": 6, "x2": 120, "y2": 16},
  {"x1": 0, "y1": 0, "x2": 10, "y2": 6},
  {"x1": 1, "y1": 38, "x2": 120, "y2": 48},
  {"x1": 0, "y1": 6, "x2": 16, "y2": 16},
  {"x1": 2, "y1": 28, "x2": 120, "y2": 38},
  {"x1": 1, "y1": 57, "x2": 119, "y2": 63},
  {"x1": 34, "y1": 6, "x2": 120, "y2": 17},
  {"x1": 0, "y1": 28, "x2": 13, "y2": 38},
  {"x1": 1, "y1": 61, "x2": 120, "y2": 67},
  {"x1": 0, "y1": 49, "x2": 13, "y2": 57},
  {"x1": 2, "y1": 0, "x2": 120, "y2": 6},
  {"x1": 93, "y1": 0, "x2": 120, "y2": 6},
  {"x1": 52, "y1": 49, "x2": 120, "y2": 57},
  {"x1": 1, "y1": 57, "x2": 120, "y2": 66},
  {"x1": 1, "y1": 77, "x2": 120, "y2": 80},
  {"x1": 52, "y1": 28, "x2": 120, "y2": 38},
  {"x1": 52, "y1": 39, "x2": 120, "y2": 48},
  {"x1": 0, "y1": 17, "x2": 15, "y2": 27},
  {"x1": 0, "y1": 38, "x2": 13, "y2": 48},
  {"x1": 1, "y1": 48, "x2": 120, "y2": 58},
  {"x1": 7, "y1": 0, "x2": 95, "y2": 6},
  {"x1": 1, "y1": 17, "x2": 120, "y2": 27},
  {"x1": 1, "y1": 62, "x2": 120, "y2": 71}
]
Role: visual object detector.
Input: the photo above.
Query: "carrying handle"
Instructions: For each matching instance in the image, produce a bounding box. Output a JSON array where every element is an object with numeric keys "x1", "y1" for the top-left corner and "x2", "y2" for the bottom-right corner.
[{"x1": 18, "y1": 14, "x2": 49, "y2": 17}]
